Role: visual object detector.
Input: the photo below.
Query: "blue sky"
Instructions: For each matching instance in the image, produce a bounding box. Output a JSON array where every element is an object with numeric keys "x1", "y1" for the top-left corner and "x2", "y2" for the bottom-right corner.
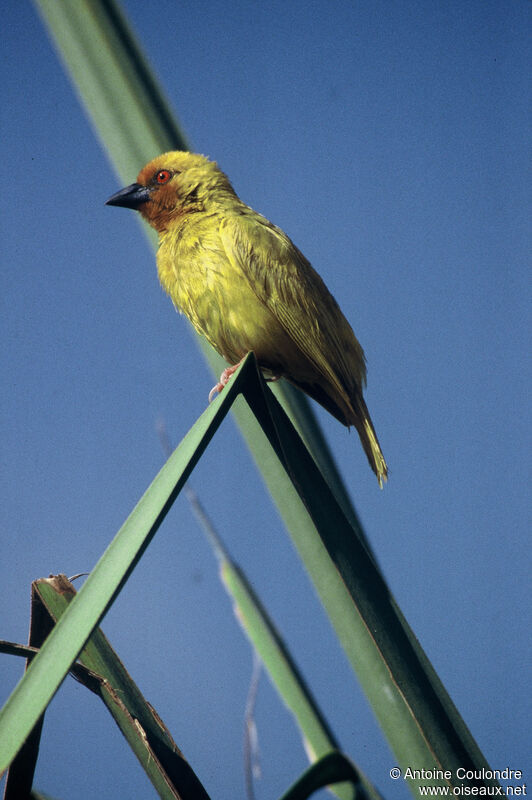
[{"x1": 1, "y1": 2, "x2": 530, "y2": 798}]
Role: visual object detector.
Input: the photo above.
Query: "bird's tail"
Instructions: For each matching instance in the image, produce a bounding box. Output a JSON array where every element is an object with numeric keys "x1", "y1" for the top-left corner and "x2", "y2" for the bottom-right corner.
[
  {"x1": 286, "y1": 377, "x2": 388, "y2": 486},
  {"x1": 352, "y1": 394, "x2": 388, "y2": 488}
]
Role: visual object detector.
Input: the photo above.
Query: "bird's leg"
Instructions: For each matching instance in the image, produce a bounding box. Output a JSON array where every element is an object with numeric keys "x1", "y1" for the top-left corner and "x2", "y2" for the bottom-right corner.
[
  {"x1": 208, "y1": 360, "x2": 244, "y2": 402},
  {"x1": 208, "y1": 362, "x2": 282, "y2": 402}
]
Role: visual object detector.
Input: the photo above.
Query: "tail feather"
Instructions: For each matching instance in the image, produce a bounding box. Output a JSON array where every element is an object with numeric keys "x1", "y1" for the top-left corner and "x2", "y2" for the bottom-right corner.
[
  {"x1": 352, "y1": 394, "x2": 388, "y2": 488},
  {"x1": 286, "y1": 377, "x2": 388, "y2": 487}
]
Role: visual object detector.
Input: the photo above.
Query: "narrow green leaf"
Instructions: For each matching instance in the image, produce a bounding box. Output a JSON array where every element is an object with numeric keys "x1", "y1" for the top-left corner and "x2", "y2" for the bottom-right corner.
[
  {"x1": 236, "y1": 367, "x2": 501, "y2": 796},
  {"x1": 279, "y1": 752, "x2": 363, "y2": 800},
  {"x1": 171, "y1": 476, "x2": 381, "y2": 799},
  {"x1": 2, "y1": 584, "x2": 54, "y2": 799},
  {"x1": 32, "y1": 0, "x2": 189, "y2": 185},
  {"x1": 217, "y1": 551, "x2": 381, "y2": 800},
  {"x1": 34, "y1": 575, "x2": 210, "y2": 800},
  {"x1": 0, "y1": 640, "x2": 112, "y2": 689},
  {"x1": 0, "y1": 356, "x2": 252, "y2": 773}
]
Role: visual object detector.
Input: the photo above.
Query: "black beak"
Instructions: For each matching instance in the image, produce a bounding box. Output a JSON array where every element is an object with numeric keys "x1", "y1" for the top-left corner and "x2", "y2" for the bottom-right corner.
[{"x1": 106, "y1": 183, "x2": 151, "y2": 209}]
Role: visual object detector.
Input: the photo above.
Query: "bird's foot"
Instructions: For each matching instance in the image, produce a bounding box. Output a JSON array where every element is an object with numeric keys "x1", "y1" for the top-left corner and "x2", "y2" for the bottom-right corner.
[
  {"x1": 208, "y1": 361, "x2": 243, "y2": 402},
  {"x1": 208, "y1": 361, "x2": 281, "y2": 402}
]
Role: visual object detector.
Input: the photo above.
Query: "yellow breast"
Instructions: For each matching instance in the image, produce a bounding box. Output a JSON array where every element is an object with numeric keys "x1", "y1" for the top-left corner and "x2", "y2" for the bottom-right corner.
[{"x1": 156, "y1": 214, "x2": 291, "y2": 368}]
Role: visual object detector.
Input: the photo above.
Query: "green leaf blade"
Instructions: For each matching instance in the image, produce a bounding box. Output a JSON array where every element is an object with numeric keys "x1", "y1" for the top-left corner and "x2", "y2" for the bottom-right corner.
[{"x1": 0, "y1": 357, "x2": 251, "y2": 772}]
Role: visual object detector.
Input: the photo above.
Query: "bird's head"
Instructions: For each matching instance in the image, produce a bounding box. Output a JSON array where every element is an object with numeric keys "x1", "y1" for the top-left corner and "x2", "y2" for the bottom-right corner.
[{"x1": 106, "y1": 151, "x2": 236, "y2": 232}]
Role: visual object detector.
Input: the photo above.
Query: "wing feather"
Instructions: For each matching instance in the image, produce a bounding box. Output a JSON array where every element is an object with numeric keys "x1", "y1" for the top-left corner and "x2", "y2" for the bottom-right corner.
[{"x1": 219, "y1": 211, "x2": 366, "y2": 406}]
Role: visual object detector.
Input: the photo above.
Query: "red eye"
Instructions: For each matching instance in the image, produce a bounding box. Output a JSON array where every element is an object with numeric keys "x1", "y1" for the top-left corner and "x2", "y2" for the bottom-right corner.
[{"x1": 156, "y1": 170, "x2": 171, "y2": 184}]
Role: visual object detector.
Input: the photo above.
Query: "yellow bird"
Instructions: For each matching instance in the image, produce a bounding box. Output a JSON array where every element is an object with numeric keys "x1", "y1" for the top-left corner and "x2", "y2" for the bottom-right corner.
[{"x1": 107, "y1": 152, "x2": 388, "y2": 486}]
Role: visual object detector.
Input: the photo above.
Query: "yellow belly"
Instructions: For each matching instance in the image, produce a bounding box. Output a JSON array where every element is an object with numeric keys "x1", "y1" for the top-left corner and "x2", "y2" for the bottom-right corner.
[{"x1": 156, "y1": 222, "x2": 296, "y2": 370}]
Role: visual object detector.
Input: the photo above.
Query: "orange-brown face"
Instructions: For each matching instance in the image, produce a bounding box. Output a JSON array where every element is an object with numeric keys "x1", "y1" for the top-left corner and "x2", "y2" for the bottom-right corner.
[
  {"x1": 106, "y1": 151, "x2": 214, "y2": 232},
  {"x1": 134, "y1": 162, "x2": 187, "y2": 232}
]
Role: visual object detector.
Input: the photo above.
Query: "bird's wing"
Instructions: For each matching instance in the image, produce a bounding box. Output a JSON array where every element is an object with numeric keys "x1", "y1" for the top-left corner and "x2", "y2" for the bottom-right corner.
[{"x1": 219, "y1": 211, "x2": 366, "y2": 397}]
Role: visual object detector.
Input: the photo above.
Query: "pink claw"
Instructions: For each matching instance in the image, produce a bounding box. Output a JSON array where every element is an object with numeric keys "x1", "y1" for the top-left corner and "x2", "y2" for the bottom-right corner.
[{"x1": 208, "y1": 361, "x2": 243, "y2": 402}]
